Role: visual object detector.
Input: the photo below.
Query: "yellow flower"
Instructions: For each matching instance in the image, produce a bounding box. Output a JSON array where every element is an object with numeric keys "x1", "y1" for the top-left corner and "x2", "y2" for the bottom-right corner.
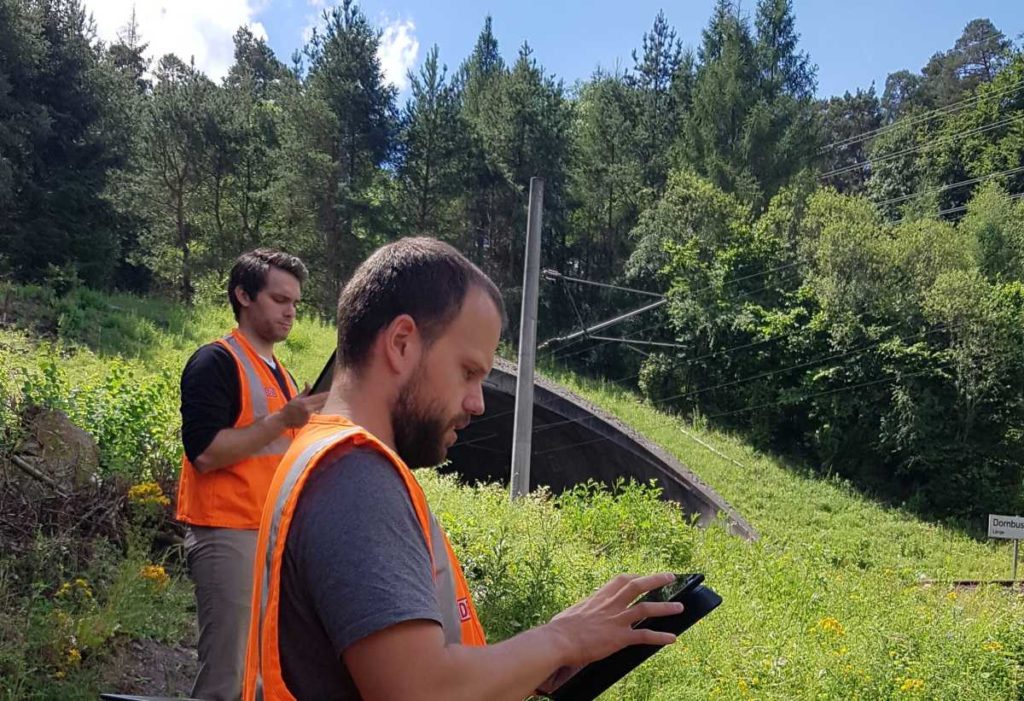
[
  {"x1": 816, "y1": 616, "x2": 845, "y2": 636},
  {"x1": 899, "y1": 677, "x2": 925, "y2": 693},
  {"x1": 140, "y1": 564, "x2": 170, "y2": 589},
  {"x1": 67, "y1": 647, "x2": 81, "y2": 665},
  {"x1": 983, "y1": 641, "x2": 1004, "y2": 653},
  {"x1": 57, "y1": 578, "x2": 92, "y2": 600},
  {"x1": 946, "y1": 591, "x2": 958, "y2": 601},
  {"x1": 128, "y1": 481, "x2": 171, "y2": 507}
]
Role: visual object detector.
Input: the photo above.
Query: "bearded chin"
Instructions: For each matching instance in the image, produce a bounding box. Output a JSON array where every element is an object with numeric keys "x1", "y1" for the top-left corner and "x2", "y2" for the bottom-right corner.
[{"x1": 392, "y1": 378, "x2": 449, "y2": 469}]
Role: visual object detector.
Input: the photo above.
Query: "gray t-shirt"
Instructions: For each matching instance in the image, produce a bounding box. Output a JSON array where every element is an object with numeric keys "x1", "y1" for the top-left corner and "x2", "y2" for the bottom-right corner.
[{"x1": 278, "y1": 447, "x2": 444, "y2": 700}]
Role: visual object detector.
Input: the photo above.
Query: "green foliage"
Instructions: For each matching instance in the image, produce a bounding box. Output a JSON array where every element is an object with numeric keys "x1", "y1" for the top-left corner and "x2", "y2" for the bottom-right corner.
[
  {"x1": 296, "y1": 0, "x2": 399, "y2": 310},
  {"x1": 0, "y1": 516, "x2": 192, "y2": 700},
  {"x1": 543, "y1": 366, "x2": 1024, "y2": 700},
  {"x1": 628, "y1": 10, "x2": 683, "y2": 196},
  {"x1": 567, "y1": 70, "x2": 644, "y2": 283},
  {"x1": 961, "y1": 183, "x2": 1024, "y2": 281},
  {"x1": 426, "y1": 475, "x2": 696, "y2": 644},
  {"x1": 678, "y1": 0, "x2": 818, "y2": 209},
  {"x1": 0, "y1": 0, "x2": 126, "y2": 287},
  {"x1": 619, "y1": 171, "x2": 1024, "y2": 520},
  {"x1": 817, "y1": 87, "x2": 882, "y2": 194},
  {"x1": 398, "y1": 45, "x2": 468, "y2": 237}
]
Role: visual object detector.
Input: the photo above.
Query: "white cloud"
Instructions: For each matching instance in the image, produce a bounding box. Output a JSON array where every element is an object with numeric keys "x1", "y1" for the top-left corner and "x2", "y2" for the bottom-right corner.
[
  {"x1": 82, "y1": 0, "x2": 265, "y2": 81},
  {"x1": 377, "y1": 17, "x2": 419, "y2": 92}
]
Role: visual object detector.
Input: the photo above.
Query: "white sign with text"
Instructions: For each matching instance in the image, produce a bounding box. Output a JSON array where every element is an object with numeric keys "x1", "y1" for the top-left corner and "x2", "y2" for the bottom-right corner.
[{"x1": 988, "y1": 514, "x2": 1024, "y2": 540}]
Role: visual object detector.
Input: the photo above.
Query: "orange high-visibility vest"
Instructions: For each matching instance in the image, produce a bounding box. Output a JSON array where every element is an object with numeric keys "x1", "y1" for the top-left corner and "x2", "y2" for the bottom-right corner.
[
  {"x1": 243, "y1": 415, "x2": 487, "y2": 701},
  {"x1": 176, "y1": 329, "x2": 299, "y2": 530}
]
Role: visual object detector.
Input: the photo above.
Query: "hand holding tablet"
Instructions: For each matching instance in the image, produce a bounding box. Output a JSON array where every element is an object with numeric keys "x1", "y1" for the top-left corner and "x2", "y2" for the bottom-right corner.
[{"x1": 543, "y1": 573, "x2": 722, "y2": 701}]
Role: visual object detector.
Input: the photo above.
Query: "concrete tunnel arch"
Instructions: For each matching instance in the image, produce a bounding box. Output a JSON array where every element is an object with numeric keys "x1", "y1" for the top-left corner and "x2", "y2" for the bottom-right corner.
[{"x1": 443, "y1": 359, "x2": 757, "y2": 540}]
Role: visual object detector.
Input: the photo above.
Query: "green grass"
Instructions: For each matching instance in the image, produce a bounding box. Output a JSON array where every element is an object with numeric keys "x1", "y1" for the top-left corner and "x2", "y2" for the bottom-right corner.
[{"x1": 1, "y1": 284, "x2": 1022, "y2": 699}]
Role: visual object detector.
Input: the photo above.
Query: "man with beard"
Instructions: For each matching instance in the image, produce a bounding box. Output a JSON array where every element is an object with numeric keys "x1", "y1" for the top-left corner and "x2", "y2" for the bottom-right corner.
[
  {"x1": 243, "y1": 237, "x2": 683, "y2": 701},
  {"x1": 178, "y1": 249, "x2": 327, "y2": 701}
]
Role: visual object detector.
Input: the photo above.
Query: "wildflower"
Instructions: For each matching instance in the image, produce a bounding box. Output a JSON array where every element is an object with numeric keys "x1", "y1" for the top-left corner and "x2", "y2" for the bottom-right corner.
[
  {"x1": 128, "y1": 481, "x2": 171, "y2": 507},
  {"x1": 983, "y1": 641, "x2": 1004, "y2": 653},
  {"x1": 56, "y1": 578, "x2": 92, "y2": 600},
  {"x1": 816, "y1": 616, "x2": 845, "y2": 636},
  {"x1": 899, "y1": 677, "x2": 925, "y2": 693},
  {"x1": 946, "y1": 591, "x2": 958, "y2": 602},
  {"x1": 140, "y1": 564, "x2": 170, "y2": 589},
  {"x1": 67, "y1": 647, "x2": 81, "y2": 665}
]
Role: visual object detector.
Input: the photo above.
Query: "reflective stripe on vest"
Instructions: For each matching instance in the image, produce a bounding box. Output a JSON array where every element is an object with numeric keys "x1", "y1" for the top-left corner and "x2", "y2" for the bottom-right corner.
[
  {"x1": 244, "y1": 420, "x2": 486, "y2": 701},
  {"x1": 223, "y1": 334, "x2": 293, "y2": 457},
  {"x1": 176, "y1": 330, "x2": 298, "y2": 530}
]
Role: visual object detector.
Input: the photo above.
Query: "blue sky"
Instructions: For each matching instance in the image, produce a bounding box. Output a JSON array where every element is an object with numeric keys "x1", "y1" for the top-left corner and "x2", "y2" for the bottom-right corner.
[{"x1": 84, "y1": 0, "x2": 1023, "y2": 99}]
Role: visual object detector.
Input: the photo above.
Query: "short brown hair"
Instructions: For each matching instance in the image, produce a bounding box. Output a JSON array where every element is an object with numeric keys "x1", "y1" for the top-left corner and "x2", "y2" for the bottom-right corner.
[
  {"x1": 336, "y1": 237, "x2": 505, "y2": 370},
  {"x1": 227, "y1": 249, "x2": 308, "y2": 320}
]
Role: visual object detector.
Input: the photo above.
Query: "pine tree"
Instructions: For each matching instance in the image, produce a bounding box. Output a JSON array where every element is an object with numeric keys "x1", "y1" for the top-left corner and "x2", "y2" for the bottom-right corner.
[
  {"x1": 135, "y1": 55, "x2": 218, "y2": 302},
  {"x1": 398, "y1": 45, "x2": 467, "y2": 236},
  {"x1": 0, "y1": 0, "x2": 124, "y2": 286},
  {"x1": 303, "y1": 0, "x2": 398, "y2": 307},
  {"x1": 569, "y1": 69, "x2": 642, "y2": 279},
  {"x1": 628, "y1": 10, "x2": 683, "y2": 195}
]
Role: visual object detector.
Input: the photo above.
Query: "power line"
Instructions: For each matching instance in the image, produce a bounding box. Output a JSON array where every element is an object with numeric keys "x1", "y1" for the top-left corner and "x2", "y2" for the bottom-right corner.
[
  {"x1": 543, "y1": 269, "x2": 664, "y2": 298},
  {"x1": 542, "y1": 261, "x2": 803, "y2": 361},
  {"x1": 891, "y1": 190, "x2": 1024, "y2": 225},
  {"x1": 705, "y1": 365, "x2": 945, "y2": 419},
  {"x1": 580, "y1": 324, "x2": 807, "y2": 395},
  {"x1": 459, "y1": 323, "x2": 667, "y2": 435},
  {"x1": 531, "y1": 325, "x2": 951, "y2": 437},
  {"x1": 532, "y1": 365, "x2": 946, "y2": 459},
  {"x1": 459, "y1": 322, "x2": 954, "y2": 453},
  {"x1": 619, "y1": 325, "x2": 948, "y2": 408},
  {"x1": 874, "y1": 165, "x2": 1024, "y2": 209},
  {"x1": 539, "y1": 297, "x2": 668, "y2": 351},
  {"x1": 588, "y1": 335, "x2": 689, "y2": 350},
  {"x1": 548, "y1": 271, "x2": 803, "y2": 373},
  {"x1": 544, "y1": 321, "x2": 665, "y2": 363},
  {"x1": 819, "y1": 76, "x2": 1024, "y2": 154},
  {"x1": 821, "y1": 113, "x2": 1024, "y2": 180}
]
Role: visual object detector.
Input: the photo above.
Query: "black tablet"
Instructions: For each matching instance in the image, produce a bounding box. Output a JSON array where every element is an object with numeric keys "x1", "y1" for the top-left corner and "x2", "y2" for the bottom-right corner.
[
  {"x1": 545, "y1": 574, "x2": 722, "y2": 701},
  {"x1": 312, "y1": 350, "x2": 336, "y2": 394}
]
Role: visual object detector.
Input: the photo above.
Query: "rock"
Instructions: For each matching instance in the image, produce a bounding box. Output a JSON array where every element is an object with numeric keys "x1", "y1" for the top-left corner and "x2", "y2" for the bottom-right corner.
[{"x1": 21, "y1": 406, "x2": 100, "y2": 488}]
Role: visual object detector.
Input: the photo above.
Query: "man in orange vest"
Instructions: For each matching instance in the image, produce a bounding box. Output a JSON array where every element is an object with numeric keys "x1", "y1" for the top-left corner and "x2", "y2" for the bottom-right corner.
[
  {"x1": 244, "y1": 238, "x2": 682, "y2": 700},
  {"x1": 178, "y1": 249, "x2": 327, "y2": 701}
]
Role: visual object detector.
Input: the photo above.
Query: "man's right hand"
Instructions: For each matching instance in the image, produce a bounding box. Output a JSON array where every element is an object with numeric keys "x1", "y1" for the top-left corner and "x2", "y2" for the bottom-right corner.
[
  {"x1": 544, "y1": 572, "x2": 683, "y2": 669},
  {"x1": 344, "y1": 571, "x2": 685, "y2": 701},
  {"x1": 277, "y1": 383, "x2": 328, "y2": 428}
]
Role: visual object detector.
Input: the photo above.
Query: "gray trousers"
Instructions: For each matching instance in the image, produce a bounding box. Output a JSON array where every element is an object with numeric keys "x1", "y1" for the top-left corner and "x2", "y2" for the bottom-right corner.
[{"x1": 184, "y1": 526, "x2": 258, "y2": 701}]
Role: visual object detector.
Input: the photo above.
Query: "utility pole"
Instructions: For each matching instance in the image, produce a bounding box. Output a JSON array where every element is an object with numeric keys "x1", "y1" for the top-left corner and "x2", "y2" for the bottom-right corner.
[{"x1": 510, "y1": 177, "x2": 544, "y2": 500}]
